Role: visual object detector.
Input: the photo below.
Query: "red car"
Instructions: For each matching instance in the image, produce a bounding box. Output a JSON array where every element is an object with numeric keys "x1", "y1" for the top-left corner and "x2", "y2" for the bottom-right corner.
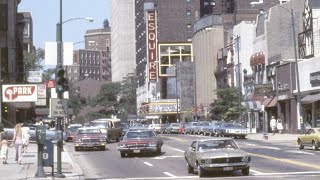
[
  {"x1": 74, "y1": 127, "x2": 107, "y2": 151},
  {"x1": 117, "y1": 130, "x2": 163, "y2": 157}
]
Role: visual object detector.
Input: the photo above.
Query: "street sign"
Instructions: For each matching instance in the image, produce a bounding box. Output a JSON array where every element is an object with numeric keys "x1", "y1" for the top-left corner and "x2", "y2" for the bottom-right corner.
[
  {"x1": 46, "y1": 80, "x2": 55, "y2": 88},
  {"x1": 50, "y1": 98, "x2": 68, "y2": 117},
  {"x1": 28, "y1": 70, "x2": 43, "y2": 83}
]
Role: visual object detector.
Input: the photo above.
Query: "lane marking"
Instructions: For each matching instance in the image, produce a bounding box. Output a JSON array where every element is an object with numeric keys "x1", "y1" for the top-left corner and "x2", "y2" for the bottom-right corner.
[
  {"x1": 256, "y1": 171, "x2": 320, "y2": 176},
  {"x1": 248, "y1": 152, "x2": 320, "y2": 170},
  {"x1": 162, "y1": 136, "x2": 188, "y2": 142},
  {"x1": 246, "y1": 143, "x2": 257, "y2": 146},
  {"x1": 168, "y1": 147, "x2": 185, "y2": 153},
  {"x1": 163, "y1": 172, "x2": 176, "y2": 177},
  {"x1": 259, "y1": 146, "x2": 281, "y2": 150},
  {"x1": 151, "y1": 155, "x2": 184, "y2": 160},
  {"x1": 143, "y1": 162, "x2": 154, "y2": 167},
  {"x1": 105, "y1": 176, "x2": 198, "y2": 180},
  {"x1": 250, "y1": 169, "x2": 263, "y2": 175},
  {"x1": 286, "y1": 150, "x2": 315, "y2": 155}
]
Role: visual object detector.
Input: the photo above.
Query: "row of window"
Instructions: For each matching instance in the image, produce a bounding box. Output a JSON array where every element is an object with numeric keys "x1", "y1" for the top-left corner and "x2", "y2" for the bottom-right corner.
[
  {"x1": 81, "y1": 68, "x2": 100, "y2": 74},
  {"x1": 81, "y1": 59, "x2": 100, "y2": 65}
]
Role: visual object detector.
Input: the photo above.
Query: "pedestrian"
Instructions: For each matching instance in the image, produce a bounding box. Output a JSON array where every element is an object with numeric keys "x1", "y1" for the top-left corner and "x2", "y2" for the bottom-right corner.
[
  {"x1": 270, "y1": 116, "x2": 277, "y2": 135},
  {"x1": 13, "y1": 123, "x2": 23, "y2": 165},
  {"x1": 277, "y1": 118, "x2": 283, "y2": 134},
  {"x1": 0, "y1": 139, "x2": 9, "y2": 164},
  {"x1": 21, "y1": 126, "x2": 31, "y2": 153}
]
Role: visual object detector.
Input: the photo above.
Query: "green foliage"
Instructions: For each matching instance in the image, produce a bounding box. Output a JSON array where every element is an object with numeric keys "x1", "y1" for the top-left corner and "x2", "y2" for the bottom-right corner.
[
  {"x1": 24, "y1": 48, "x2": 44, "y2": 71},
  {"x1": 43, "y1": 68, "x2": 56, "y2": 81},
  {"x1": 209, "y1": 87, "x2": 247, "y2": 121}
]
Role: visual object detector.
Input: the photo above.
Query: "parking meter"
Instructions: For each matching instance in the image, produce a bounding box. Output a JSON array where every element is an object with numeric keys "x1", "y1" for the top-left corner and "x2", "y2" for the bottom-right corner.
[{"x1": 36, "y1": 125, "x2": 46, "y2": 144}]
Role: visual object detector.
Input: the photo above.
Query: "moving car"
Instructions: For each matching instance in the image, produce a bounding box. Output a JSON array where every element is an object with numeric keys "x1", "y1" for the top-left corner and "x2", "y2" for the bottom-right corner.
[
  {"x1": 184, "y1": 138, "x2": 251, "y2": 177},
  {"x1": 117, "y1": 130, "x2": 163, "y2": 157},
  {"x1": 297, "y1": 128, "x2": 320, "y2": 150},
  {"x1": 74, "y1": 127, "x2": 107, "y2": 151},
  {"x1": 90, "y1": 118, "x2": 123, "y2": 143},
  {"x1": 148, "y1": 124, "x2": 166, "y2": 134},
  {"x1": 216, "y1": 123, "x2": 248, "y2": 139}
]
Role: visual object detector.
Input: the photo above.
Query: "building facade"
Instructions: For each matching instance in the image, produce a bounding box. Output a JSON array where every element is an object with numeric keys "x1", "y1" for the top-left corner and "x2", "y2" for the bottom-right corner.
[
  {"x1": 84, "y1": 19, "x2": 111, "y2": 51},
  {"x1": 111, "y1": 0, "x2": 136, "y2": 82}
]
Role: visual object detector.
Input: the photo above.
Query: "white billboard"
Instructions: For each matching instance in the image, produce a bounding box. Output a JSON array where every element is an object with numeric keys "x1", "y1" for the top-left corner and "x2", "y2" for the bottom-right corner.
[
  {"x1": 2, "y1": 84, "x2": 38, "y2": 102},
  {"x1": 27, "y1": 70, "x2": 43, "y2": 83},
  {"x1": 37, "y1": 84, "x2": 46, "y2": 98},
  {"x1": 45, "y1": 42, "x2": 74, "y2": 66}
]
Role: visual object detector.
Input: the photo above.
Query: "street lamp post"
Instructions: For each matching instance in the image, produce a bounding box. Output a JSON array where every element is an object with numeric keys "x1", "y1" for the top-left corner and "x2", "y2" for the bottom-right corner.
[
  {"x1": 55, "y1": 0, "x2": 94, "y2": 177},
  {"x1": 250, "y1": 1, "x2": 304, "y2": 133}
]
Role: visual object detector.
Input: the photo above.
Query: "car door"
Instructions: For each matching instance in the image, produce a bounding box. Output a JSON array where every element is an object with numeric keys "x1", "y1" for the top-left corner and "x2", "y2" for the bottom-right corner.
[
  {"x1": 188, "y1": 141, "x2": 197, "y2": 168},
  {"x1": 301, "y1": 129, "x2": 312, "y2": 145},
  {"x1": 308, "y1": 129, "x2": 316, "y2": 145}
]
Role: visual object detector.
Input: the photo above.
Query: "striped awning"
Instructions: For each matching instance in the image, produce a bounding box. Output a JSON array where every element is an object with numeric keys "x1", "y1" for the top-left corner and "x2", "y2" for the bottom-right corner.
[{"x1": 241, "y1": 101, "x2": 261, "y2": 110}]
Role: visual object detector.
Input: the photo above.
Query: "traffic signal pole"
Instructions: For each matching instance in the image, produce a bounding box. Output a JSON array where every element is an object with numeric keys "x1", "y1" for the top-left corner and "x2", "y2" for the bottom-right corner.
[{"x1": 55, "y1": 0, "x2": 65, "y2": 178}]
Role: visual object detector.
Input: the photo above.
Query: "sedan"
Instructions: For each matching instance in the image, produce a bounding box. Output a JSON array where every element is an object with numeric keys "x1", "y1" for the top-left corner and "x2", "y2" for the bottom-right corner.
[
  {"x1": 216, "y1": 123, "x2": 248, "y2": 139},
  {"x1": 117, "y1": 130, "x2": 163, "y2": 157},
  {"x1": 74, "y1": 127, "x2": 107, "y2": 151},
  {"x1": 297, "y1": 128, "x2": 320, "y2": 150},
  {"x1": 184, "y1": 138, "x2": 251, "y2": 177}
]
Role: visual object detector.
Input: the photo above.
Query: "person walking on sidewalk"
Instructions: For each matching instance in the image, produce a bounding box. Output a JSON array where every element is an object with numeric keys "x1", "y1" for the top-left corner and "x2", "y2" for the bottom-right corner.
[
  {"x1": 13, "y1": 123, "x2": 23, "y2": 165},
  {"x1": 1, "y1": 138, "x2": 9, "y2": 164},
  {"x1": 21, "y1": 126, "x2": 30, "y2": 153},
  {"x1": 270, "y1": 116, "x2": 277, "y2": 135},
  {"x1": 277, "y1": 118, "x2": 283, "y2": 134}
]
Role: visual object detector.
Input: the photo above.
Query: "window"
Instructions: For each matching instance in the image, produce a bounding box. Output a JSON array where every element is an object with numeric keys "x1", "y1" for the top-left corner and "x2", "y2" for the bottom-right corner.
[
  {"x1": 186, "y1": 24, "x2": 192, "y2": 31},
  {"x1": 0, "y1": 4, "x2": 8, "y2": 31},
  {"x1": 23, "y1": 23, "x2": 30, "y2": 38},
  {"x1": 186, "y1": 0, "x2": 191, "y2": 3},
  {"x1": 186, "y1": 10, "x2": 191, "y2": 18}
]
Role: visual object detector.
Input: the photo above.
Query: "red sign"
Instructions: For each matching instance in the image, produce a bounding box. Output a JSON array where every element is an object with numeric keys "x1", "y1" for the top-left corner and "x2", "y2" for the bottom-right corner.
[
  {"x1": 46, "y1": 80, "x2": 55, "y2": 88},
  {"x1": 147, "y1": 10, "x2": 157, "y2": 82},
  {"x1": 2, "y1": 84, "x2": 38, "y2": 102}
]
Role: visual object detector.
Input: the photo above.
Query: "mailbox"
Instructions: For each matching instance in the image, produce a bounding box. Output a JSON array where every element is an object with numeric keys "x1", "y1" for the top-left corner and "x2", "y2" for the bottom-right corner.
[
  {"x1": 36, "y1": 125, "x2": 46, "y2": 144},
  {"x1": 43, "y1": 140, "x2": 54, "y2": 175}
]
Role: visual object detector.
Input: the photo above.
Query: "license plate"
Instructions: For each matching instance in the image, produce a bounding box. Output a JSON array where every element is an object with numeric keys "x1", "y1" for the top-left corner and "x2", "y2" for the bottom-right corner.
[
  {"x1": 223, "y1": 167, "x2": 233, "y2": 171},
  {"x1": 133, "y1": 150, "x2": 140, "y2": 153}
]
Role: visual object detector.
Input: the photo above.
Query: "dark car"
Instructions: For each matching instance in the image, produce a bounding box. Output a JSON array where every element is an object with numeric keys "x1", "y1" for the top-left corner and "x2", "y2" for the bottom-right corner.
[
  {"x1": 117, "y1": 130, "x2": 163, "y2": 157},
  {"x1": 66, "y1": 124, "x2": 82, "y2": 142},
  {"x1": 74, "y1": 127, "x2": 107, "y2": 151}
]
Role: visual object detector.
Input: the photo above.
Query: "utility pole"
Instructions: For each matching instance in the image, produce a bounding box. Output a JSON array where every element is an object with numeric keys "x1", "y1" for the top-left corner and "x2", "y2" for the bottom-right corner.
[
  {"x1": 176, "y1": 63, "x2": 179, "y2": 123},
  {"x1": 236, "y1": 35, "x2": 242, "y2": 123}
]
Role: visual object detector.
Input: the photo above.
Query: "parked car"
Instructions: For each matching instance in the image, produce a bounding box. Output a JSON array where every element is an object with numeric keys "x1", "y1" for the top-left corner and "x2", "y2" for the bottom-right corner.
[
  {"x1": 216, "y1": 123, "x2": 248, "y2": 139},
  {"x1": 193, "y1": 121, "x2": 211, "y2": 135},
  {"x1": 65, "y1": 124, "x2": 82, "y2": 142},
  {"x1": 297, "y1": 128, "x2": 320, "y2": 150},
  {"x1": 184, "y1": 138, "x2": 251, "y2": 177},
  {"x1": 164, "y1": 123, "x2": 181, "y2": 134},
  {"x1": 90, "y1": 118, "x2": 123, "y2": 143},
  {"x1": 74, "y1": 127, "x2": 107, "y2": 151},
  {"x1": 184, "y1": 122, "x2": 199, "y2": 135},
  {"x1": 209, "y1": 121, "x2": 224, "y2": 136},
  {"x1": 117, "y1": 130, "x2": 163, "y2": 157},
  {"x1": 148, "y1": 124, "x2": 166, "y2": 134}
]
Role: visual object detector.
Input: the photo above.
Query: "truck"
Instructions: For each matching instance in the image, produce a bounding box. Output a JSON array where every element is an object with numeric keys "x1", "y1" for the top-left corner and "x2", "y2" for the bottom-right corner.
[{"x1": 90, "y1": 118, "x2": 123, "y2": 143}]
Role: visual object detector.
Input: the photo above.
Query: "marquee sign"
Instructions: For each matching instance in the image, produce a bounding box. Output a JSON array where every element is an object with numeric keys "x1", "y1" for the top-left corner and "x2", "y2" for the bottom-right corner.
[
  {"x1": 147, "y1": 10, "x2": 157, "y2": 82},
  {"x1": 310, "y1": 71, "x2": 320, "y2": 87}
]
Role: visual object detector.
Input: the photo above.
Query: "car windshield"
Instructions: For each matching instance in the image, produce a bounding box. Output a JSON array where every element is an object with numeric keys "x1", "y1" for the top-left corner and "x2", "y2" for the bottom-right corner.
[
  {"x1": 126, "y1": 131, "x2": 155, "y2": 138},
  {"x1": 77, "y1": 129, "x2": 101, "y2": 134},
  {"x1": 171, "y1": 123, "x2": 180, "y2": 127},
  {"x1": 198, "y1": 139, "x2": 239, "y2": 151}
]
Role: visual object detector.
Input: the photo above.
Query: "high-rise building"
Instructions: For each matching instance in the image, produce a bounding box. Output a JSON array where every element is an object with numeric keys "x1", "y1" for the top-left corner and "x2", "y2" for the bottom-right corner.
[{"x1": 111, "y1": 0, "x2": 136, "y2": 82}]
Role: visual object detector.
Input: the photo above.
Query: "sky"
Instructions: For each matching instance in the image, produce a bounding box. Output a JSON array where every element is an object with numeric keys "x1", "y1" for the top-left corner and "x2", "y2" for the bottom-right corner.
[{"x1": 18, "y1": 0, "x2": 110, "y2": 49}]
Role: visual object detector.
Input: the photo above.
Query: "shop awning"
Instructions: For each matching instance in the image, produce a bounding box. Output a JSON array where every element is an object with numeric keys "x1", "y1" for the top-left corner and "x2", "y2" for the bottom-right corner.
[
  {"x1": 267, "y1": 97, "x2": 277, "y2": 108},
  {"x1": 301, "y1": 93, "x2": 320, "y2": 104},
  {"x1": 241, "y1": 101, "x2": 261, "y2": 110}
]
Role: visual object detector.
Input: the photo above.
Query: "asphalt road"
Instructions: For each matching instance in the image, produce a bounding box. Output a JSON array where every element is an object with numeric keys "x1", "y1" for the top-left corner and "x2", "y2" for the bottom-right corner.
[{"x1": 65, "y1": 134, "x2": 320, "y2": 180}]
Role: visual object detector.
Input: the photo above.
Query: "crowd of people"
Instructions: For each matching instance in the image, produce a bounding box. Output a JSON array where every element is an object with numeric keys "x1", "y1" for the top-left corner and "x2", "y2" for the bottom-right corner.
[{"x1": 0, "y1": 123, "x2": 30, "y2": 165}]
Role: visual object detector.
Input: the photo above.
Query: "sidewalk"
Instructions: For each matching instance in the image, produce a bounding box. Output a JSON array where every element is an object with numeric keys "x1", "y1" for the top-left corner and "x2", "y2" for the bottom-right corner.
[
  {"x1": 1, "y1": 143, "x2": 83, "y2": 180},
  {"x1": 246, "y1": 133, "x2": 299, "y2": 142}
]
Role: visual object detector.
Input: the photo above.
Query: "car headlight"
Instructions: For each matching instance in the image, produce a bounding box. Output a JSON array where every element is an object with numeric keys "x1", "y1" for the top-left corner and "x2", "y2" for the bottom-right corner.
[
  {"x1": 118, "y1": 143, "x2": 127, "y2": 148},
  {"x1": 242, "y1": 156, "x2": 251, "y2": 162},
  {"x1": 148, "y1": 142, "x2": 157, "y2": 147},
  {"x1": 205, "y1": 159, "x2": 211, "y2": 165}
]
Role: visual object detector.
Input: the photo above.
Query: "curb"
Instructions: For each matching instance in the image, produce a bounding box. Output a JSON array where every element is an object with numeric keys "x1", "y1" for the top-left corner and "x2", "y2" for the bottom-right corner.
[{"x1": 63, "y1": 145, "x2": 85, "y2": 179}]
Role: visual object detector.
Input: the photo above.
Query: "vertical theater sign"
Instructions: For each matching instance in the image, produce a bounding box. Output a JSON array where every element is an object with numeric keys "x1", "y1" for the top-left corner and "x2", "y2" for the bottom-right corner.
[{"x1": 147, "y1": 10, "x2": 157, "y2": 82}]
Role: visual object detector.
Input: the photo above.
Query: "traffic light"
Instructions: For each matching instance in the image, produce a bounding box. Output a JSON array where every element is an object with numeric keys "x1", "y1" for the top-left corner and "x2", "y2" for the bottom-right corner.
[{"x1": 55, "y1": 65, "x2": 69, "y2": 94}]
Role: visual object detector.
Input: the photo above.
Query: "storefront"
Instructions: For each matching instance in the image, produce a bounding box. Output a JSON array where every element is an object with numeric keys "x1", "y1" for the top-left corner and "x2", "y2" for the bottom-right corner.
[
  {"x1": 298, "y1": 57, "x2": 320, "y2": 128},
  {"x1": 276, "y1": 62, "x2": 298, "y2": 133}
]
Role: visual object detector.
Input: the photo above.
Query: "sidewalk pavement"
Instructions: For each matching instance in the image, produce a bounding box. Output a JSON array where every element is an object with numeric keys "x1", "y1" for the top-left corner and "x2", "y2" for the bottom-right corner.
[
  {"x1": 246, "y1": 133, "x2": 299, "y2": 143},
  {"x1": 1, "y1": 143, "x2": 83, "y2": 180}
]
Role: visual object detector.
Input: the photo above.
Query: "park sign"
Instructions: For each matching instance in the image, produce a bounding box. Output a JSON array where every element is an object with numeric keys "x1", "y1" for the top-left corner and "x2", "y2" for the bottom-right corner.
[{"x1": 2, "y1": 84, "x2": 38, "y2": 102}]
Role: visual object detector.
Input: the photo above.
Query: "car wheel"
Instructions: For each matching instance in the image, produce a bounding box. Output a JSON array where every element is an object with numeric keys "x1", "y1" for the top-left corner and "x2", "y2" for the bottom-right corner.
[
  {"x1": 242, "y1": 166, "x2": 250, "y2": 176},
  {"x1": 197, "y1": 164, "x2": 205, "y2": 177},
  {"x1": 187, "y1": 163, "x2": 194, "y2": 174},
  {"x1": 312, "y1": 141, "x2": 319, "y2": 150},
  {"x1": 120, "y1": 152, "x2": 125, "y2": 158},
  {"x1": 116, "y1": 136, "x2": 120, "y2": 142},
  {"x1": 298, "y1": 139, "x2": 304, "y2": 150},
  {"x1": 75, "y1": 147, "x2": 79, "y2": 152},
  {"x1": 157, "y1": 147, "x2": 162, "y2": 155},
  {"x1": 100, "y1": 146, "x2": 105, "y2": 151}
]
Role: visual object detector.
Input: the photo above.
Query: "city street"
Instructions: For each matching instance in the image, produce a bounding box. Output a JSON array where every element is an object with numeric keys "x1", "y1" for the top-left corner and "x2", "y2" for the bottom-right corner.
[{"x1": 65, "y1": 134, "x2": 320, "y2": 180}]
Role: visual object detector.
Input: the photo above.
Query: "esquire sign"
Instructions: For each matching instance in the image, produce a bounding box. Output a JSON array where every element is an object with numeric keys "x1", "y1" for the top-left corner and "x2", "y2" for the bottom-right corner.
[{"x1": 147, "y1": 10, "x2": 157, "y2": 82}]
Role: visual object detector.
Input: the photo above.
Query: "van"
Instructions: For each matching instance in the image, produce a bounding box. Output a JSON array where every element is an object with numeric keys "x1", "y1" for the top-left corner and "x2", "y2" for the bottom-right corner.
[{"x1": 90, "y1": 118, "x2": 123, "y2": 143}]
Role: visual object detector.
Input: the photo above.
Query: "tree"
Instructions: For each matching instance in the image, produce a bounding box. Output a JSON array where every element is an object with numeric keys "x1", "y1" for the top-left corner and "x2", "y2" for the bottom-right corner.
[
  {"x1": 209, "y1": 87, "x2": 247, "y2": 121},
  {"x1": 117, "y1": 80, "x2": 137, "y2": 120},
  {"x1": 24, "y1": 48, "x2": 44, "y2": 71},
  {"x1": 43, "y1": 68, "x2": 56, "y2": 81}
]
